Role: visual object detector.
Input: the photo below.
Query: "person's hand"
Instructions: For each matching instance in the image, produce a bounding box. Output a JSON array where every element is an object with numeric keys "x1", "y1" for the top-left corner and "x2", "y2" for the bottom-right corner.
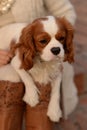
[{"x1": 0, "y1": 50, "x2": 13, "y2": 67}]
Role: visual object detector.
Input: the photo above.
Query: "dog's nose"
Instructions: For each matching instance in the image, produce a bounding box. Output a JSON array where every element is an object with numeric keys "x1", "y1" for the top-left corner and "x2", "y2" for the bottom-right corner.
[{"x1": 51, "y1": 47, "x2": 61, "y2": 55}]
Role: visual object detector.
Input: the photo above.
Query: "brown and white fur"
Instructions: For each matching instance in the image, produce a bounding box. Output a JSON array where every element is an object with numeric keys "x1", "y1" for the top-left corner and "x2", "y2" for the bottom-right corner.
[{"x1": 0, "y1": 16, "x2": 74, "y2": 122}]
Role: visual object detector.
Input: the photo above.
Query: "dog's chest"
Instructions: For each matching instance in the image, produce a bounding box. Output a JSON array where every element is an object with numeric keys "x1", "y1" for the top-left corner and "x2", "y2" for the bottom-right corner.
[{"x1": 29, "y1": 61, "x2": 62, "y2": 85}]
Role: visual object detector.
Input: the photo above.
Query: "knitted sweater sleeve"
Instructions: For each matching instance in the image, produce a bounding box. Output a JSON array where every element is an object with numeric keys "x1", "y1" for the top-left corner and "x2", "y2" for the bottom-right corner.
[{"x1": 44, "y1": 0, "x2": 76, "y2": 25}]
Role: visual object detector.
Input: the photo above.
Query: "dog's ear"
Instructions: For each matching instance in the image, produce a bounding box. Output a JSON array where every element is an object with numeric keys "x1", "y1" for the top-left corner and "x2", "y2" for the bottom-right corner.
[
  {"x1": 59, "y1": 17, "x2": 74, "y2": 63},
  {"x1": 18, "y1": 24, "x2": 36, "y2": 70}
]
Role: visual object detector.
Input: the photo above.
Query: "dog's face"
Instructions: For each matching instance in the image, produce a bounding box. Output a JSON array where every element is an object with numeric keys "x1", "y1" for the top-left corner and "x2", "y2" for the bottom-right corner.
[
  {"x1": 33, "y1": 16, "x2": 65, "y2": 62},
  {"x1": 19, "y1": 16, "x2": 74, "y2": 70}
]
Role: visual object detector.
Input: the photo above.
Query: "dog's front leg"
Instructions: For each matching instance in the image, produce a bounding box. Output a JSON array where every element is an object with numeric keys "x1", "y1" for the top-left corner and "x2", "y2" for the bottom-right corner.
[
  {"x1": 11, "y1": 52, "x2": 39, "y2": 107},
  {"x1": 47, "y1": 74, "x2": 62, "y2": 122}
]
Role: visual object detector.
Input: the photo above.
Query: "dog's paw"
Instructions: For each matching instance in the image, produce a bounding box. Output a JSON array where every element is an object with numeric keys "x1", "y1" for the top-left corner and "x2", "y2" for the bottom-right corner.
[
  {"x1": 23, "y1": 89, "x2": 39, "y2": 107},
  {"x1": 47, "y1": 107, "x2": 62, "y2": 122}
]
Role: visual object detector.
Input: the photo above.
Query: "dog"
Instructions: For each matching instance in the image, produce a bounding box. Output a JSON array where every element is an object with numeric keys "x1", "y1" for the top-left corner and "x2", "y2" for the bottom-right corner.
[{"x1": 0, "y1": 16, "x2": 74, "y2": 122}]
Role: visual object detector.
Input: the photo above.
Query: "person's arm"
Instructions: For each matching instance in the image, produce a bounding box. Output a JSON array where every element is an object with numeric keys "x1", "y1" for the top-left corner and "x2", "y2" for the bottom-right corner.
[
  {"x1": 0, "y1": 50, "x2": 12, "y2": 67},
  {"x1": 44, "y1": 0, "x2": 76, "y2": 25}
]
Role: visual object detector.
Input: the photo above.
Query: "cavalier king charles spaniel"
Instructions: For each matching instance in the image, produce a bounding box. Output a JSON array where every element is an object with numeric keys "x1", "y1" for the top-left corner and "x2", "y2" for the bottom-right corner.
[{"x1": 0, "y1": 16, "x2": 74, "y2": 122}]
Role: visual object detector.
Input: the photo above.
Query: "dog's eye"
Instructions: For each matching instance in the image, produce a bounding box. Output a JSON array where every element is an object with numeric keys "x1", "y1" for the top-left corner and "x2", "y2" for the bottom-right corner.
[
  {"x1": 58, "y1": 36, "x2": 65, "y2": 42},
  {"x1": 39, "y1": 39, "x2": 47, "y2": 44}
]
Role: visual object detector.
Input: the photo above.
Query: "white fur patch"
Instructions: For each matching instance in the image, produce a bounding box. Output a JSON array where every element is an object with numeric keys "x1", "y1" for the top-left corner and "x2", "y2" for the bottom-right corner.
[
  {"x1": 29, "y1": 59, "x2": 62, "y2": 85},
  {"x1": 41, "y1": 16, "x2": 59, "y2": 37},
  {"x1": 40, "y1": 16, "x2": 64, "y2": 62}
]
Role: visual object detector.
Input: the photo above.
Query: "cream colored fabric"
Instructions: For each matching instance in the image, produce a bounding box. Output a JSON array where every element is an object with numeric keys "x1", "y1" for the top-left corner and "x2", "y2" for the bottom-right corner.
[
  {"x1": 11, "y1": 0, "x2": 48, "y2": 23},
  {"x1": 0, "y1": 0, "x2": 76, "y2": 27},
  {"x1": 44, "y1": 0, "x2": 76, "y2": 25},
  {"x1": 11, "y1": 0, "x2": 76, "y2": 24},
  {"x1": 0, "y1": 11, "x2": 15, "y2": 27},
  {"x1": 62, "y1": 62, "x2": 78, "y2": 119}
]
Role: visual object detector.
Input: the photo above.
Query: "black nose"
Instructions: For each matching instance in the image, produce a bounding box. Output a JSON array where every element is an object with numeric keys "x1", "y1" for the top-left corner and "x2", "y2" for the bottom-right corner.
[{"x1": 51, "y1": 47, "x2": 61, "y2": 55}]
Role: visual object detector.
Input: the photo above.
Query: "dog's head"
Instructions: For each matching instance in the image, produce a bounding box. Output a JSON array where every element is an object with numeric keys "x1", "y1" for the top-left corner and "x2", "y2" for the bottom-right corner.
[{"x1": 18, "y1": 16, "x2": 74, "y2": 70}]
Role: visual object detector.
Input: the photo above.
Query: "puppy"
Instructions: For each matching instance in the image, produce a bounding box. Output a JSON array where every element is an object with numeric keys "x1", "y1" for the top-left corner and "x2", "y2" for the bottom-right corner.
[{"x1": 0, "y1": 16, "x2": 74, "y2": 122}]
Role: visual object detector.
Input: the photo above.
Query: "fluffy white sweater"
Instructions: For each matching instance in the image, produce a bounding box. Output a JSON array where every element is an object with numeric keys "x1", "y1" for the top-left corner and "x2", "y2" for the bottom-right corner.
[
  {"x1": 12, "y1": 0, "x2": 76, "y2": 24},
  {"x1": 0, "y1": 0, "x2": 78, "y2": 118},
  {"x1": 0, "y1": 0, "x2": 76, "y2": 26}
]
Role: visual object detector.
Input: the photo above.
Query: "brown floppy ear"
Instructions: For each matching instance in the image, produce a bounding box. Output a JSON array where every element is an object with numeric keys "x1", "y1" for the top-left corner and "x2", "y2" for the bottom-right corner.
[
  {"x1": 59, "y1": 17, "x2": 74, "y2": 63},
  {"x1": 18, "y1": 24, "x2": 36, "y2": 70}
]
